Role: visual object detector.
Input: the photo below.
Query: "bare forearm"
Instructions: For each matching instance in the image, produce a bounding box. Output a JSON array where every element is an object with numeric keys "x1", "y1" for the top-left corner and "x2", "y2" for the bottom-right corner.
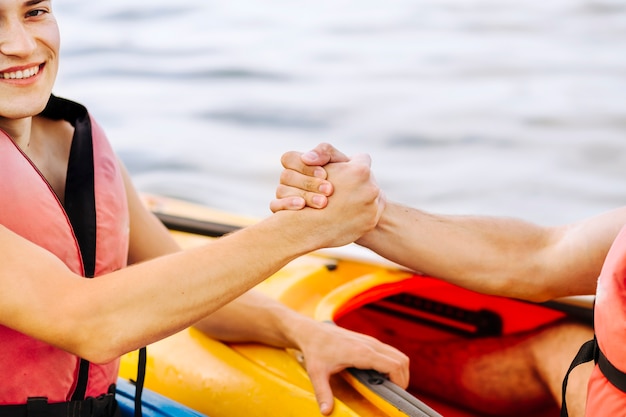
[
  {"x1": 93, "y1": 211, "x2": 336, "y2": 360},
  {"x1": 274, "y1": 143, "x2": 625, "y2": 301},
  {"x1": 2, "y1": 154, "x2": 383, "y2": 364},
  {"x1": 1, "y1": 211, "x2": 320, "y2": 363},
  {"x1": 194, "y1": 290, "x2": 307, "y2": 348},
  {"x1": 357, "y1": 202, "x2": 619, "y2": 301}
]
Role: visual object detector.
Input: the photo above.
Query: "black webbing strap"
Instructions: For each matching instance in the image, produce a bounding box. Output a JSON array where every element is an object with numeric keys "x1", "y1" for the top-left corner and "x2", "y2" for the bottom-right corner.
[
  {"x1": 40, "y1": 96, "x2": 146, "y2": 417},
  {"x1": 57, "y1": 97, "x2": 96, "y2": 403},
  {"x1": 42, "y1": 96, "x2": 98, "y2": 403},
  {"x1": 134, "y1": 347, "x2": 147, "y2": 417},
  {"x1": 1, "y1": 385, "x2": 119, "y2": 417},
  {"x1": 561, "y1": 336, "x2": 626, "y2": 416},
  {"x1": 71, "y1": 359, "x2": 92, "y2": 401},
  {"x1": 598, "y1": 346, "x2": 626, "y2": 393},
  {"x1": 60, "y1": 97, "x2": 97, "y2": 280},
  {"x1": 561, "y1": 338, "x2": 597, "y2": 417},
  {"x1": 25, "y1": 397, "x2": 47, "y2": 417}
]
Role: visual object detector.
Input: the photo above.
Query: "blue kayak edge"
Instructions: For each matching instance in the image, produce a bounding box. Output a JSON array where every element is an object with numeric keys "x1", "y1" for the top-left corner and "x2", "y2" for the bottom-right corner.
[{"x1": 116, "y1": 378, "x2": 208, "y2": 417}]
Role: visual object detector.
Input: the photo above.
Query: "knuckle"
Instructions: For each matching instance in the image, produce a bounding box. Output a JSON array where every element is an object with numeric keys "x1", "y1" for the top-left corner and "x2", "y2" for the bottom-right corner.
[
  {"x1": 274, "y1": 184, "x2": 289, "y2": 198},
  {"x1": 353, "y1": 163, "x2": 371, "y2": 179},
  {"x1": 280, "y1": 151, "x2": 299, "y2": 168},
  {"x1": 302, "y1": 165, "x2": 321, "y2": 177},
  {"x1": 279, "y1": 169, "x2": 294, "y2": 184},
  {"x1": 303, "y1": 178, "x2": 320, "y2": 192},
  {"x1": 317, "y1": 142, "x2": 332, "y2": 152}
]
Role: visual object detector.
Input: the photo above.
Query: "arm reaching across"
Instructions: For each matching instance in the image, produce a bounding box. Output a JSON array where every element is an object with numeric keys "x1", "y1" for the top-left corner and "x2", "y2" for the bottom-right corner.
[
  {"x1": 271, "y1": 143, "x2": 626, "y2": 301},
  {"x1": 357, "y1": 202, "x2": 626, "y2": 301},
  {"x1": 125, "y1": 159, "x2": 407, "y2": 416},
  {"x1": 270, "y1": 143, "x2": 626, "y2": 416},
  {"x1": 0, "y1": 154, "x2": 382, "y2": 364}
]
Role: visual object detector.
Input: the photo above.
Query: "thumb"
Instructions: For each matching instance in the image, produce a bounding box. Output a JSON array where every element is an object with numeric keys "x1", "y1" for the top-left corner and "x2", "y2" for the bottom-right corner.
[
  {"x1": 302, "y1": 143, "x2": 350, "y2": 166},
  {"x1": 308, "y1": 367, "x2": 335, "y2": 415}
]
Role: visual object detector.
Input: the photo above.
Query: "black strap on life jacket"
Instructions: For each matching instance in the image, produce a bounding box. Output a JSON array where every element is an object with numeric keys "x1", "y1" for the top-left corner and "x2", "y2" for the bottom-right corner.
[
  {"x1": 44, "y1": 96, "x2": 99, "y2": 404},
  {"x1": 560, "y1": 338, "x2": 597, "y2": 417},
  {"x1": 31, "y1": 96, "x2": 146, "y2": 417},
  {"x1": 134, "y1": 347, "x2": 147, "y2": 417},
  {"x1": 597, "y1": 345, "x2": 626, "y2": 394},
  {"x1": 561, "y1": 336, "x2": 626, "y2": 416},
  {"x1": 1, "y1": 385, "x2": 120, "y2": 417}
]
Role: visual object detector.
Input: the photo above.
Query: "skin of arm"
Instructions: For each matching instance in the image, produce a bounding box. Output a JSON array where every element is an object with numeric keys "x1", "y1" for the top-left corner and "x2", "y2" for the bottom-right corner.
[
  {"x1": 270, "y1": 143, "x2": 626, "y2": 302},
  {"x1": 0, "y1": 156, "x2": 404, "y2": 415},
  {"x1": 0, "y1": 153, "x2": 382, "y2": 364},
  {"x1": 123, "y1": 163, "x2": 409, "y2": 414},
  {"x1": 356, "y1": 203, "x2": 626, "y2": 301},
  {"x1": 1, "y1": 3, "x2": 406, "y2": 414}
]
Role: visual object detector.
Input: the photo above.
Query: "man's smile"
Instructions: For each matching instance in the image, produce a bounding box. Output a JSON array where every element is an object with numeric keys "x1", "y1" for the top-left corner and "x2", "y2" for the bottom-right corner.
[{"x1": 1, "y1": 64, "x2": 42, "y2": 80}]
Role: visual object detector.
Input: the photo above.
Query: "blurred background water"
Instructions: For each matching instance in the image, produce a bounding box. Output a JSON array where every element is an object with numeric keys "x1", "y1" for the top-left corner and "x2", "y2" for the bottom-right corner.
[{"x1": 52, "y1": 0, "x2": 626, "y2": 225}]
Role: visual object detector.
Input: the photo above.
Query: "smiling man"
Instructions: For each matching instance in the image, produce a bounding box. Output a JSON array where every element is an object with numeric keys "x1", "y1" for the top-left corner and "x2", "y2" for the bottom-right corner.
[{"x1": 0, "y1": 1, "x2": 409, "y2": 416}]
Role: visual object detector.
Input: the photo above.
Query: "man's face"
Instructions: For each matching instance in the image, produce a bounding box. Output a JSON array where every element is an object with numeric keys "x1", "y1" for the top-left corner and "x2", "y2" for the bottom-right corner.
[{"x1": 0, "y1": 0, "x2": 60, "y2": 121}]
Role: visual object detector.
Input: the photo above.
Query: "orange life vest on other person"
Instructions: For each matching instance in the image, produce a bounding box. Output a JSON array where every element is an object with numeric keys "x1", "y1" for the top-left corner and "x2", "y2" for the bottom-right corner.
[
  {"x1": 0, "y1": 96, "x2": 129, "y2": 404},
  {"x1": 585, "y1": 225, "x2": 626, "y2": 415}
]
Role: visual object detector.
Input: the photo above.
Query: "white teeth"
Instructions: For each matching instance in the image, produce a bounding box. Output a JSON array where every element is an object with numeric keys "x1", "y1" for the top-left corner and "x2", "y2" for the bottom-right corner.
[{"x1": 2, "y1": 65, "x2": 40, "y2": 80}]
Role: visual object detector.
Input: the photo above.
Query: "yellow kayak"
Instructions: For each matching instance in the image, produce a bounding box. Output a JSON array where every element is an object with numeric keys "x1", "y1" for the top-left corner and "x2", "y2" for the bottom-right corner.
[{"x1": 119, "y1": 195, "x2": 593, "y2": 417}]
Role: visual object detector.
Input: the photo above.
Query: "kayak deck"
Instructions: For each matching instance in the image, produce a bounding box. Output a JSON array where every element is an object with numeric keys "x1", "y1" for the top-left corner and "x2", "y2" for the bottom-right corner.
[
  {"x1": 119, "y1": 195, "x2": 590, "y2": 416},
  {"x1": 121, "y1": 253, "x2": 567, "y2": 416}
]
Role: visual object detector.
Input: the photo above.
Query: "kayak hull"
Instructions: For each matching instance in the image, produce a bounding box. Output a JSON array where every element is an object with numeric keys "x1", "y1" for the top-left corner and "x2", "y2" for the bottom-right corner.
[{"x1": 116, "y1": 378, "x2": 206, "y2": 417}]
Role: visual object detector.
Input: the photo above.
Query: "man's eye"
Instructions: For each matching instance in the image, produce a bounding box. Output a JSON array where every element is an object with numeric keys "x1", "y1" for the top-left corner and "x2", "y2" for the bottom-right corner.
[{"x1": 26, "y1": 9, "x2": 47, "y2": 18}]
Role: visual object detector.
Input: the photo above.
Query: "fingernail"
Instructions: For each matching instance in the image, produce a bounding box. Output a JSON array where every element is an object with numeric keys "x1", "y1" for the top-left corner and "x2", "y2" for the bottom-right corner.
[
  {"x1": 303, "y1": 151, "x2": 319, "y2": 163},
  {"x1": 313, "y1": 167, "x2": 326, "y2": 178},
  {"x1": 320, "y1": 402, "x2": 330, "y2": 415},
  {"x1": 318, "y1": 183, "x2": 331, "y2": 195},
  {"x1": 291, "y1": 197, "x2": 305, "y2": 209},
  {"x1": 312, "y1": 195, "x2": 326, "y2": 207}
]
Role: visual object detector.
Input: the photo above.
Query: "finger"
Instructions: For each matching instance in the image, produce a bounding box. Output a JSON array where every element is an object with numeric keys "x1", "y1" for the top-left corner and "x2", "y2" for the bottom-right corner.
[
  {"x1": 280, "y1": 169, "x2": 333, "y2": 196},
  {"x1": 364, "y1": 349, "x2": 410, "y2": 389},
  {"x1": 269, "y1": 197, "x2": 306, "y2": 213},
  {"x1": 307, "y1": 365, "x2": 335, "y2": 416},
  {"x1": 281, "y1": 151, "x2": 328, "y2": 178},
  {"x1": 274, "y1": 184, "x2": 329, "y2": 209},
  {"x1": 302, "y1": 143, "x2": 350, "y2": 166},
  {"x1": 386, "y1": 355, "x2": 411, "y2": 389},
  {"x1": 343, "y1": 335, "x2": 410, "y2": 389}
]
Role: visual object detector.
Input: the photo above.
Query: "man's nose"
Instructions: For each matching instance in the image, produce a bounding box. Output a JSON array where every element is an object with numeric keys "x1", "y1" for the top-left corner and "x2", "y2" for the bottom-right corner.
[{"x1": 0, "y1": 21, "x2": 38, "y2": 57}]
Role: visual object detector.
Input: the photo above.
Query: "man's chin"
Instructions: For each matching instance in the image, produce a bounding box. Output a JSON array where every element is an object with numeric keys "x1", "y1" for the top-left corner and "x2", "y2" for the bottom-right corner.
[{"x1": 0, "y1": 94, "x2": 51, "y2": 120}]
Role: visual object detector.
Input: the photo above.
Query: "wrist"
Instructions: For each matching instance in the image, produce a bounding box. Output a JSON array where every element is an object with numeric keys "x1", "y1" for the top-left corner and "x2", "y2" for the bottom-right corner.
[
  {"x1": 278, "y1": 312, "x2": 323, "y2": 351},
  {"x1": 355, "y1": 200, "x2": 392, "y2": 249},
  {"x1": 268, "y1": 209, "x2": 328, "y2": 254}
]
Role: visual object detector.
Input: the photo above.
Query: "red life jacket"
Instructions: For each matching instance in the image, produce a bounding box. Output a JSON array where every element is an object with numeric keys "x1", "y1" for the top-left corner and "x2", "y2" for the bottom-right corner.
[
  {"x1": 585, "y1": 225, "x2": 626, "y2": 415},
  {"x1": 0, "y1": 96, "x2": 129, "y2": 404},
  {"x1": 561, "y1": 225, "x2": 626, "y2": 416}
]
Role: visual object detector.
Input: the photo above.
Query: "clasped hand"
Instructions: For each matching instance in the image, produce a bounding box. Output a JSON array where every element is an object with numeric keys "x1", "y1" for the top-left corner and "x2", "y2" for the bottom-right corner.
[{"x1": 270, "y1": 143, "x2": 385, "y2": 246}]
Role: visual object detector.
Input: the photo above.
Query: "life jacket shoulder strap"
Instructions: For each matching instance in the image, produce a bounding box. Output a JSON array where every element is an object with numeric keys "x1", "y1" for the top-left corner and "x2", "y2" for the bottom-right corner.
[
  {"x1": 598, "y1": 344, "x2": 626, "y2": 393},
  {"x1": 561, "y1": 336, "x2": 626, "y2": 416},
  {"x1": 561, "y1": 338, "x2": 597, "y2": 417}
]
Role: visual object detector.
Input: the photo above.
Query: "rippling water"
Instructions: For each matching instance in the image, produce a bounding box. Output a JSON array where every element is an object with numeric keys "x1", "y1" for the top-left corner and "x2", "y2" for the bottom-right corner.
[{"x1": 53, "y1": 0, "x2": 626, "y2": 224}]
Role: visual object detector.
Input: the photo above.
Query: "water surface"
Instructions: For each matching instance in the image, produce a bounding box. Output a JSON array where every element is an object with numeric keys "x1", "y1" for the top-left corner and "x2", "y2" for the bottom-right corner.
[{"x1": 53, "y1": 0, "x2": 626, "y2": 224}]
